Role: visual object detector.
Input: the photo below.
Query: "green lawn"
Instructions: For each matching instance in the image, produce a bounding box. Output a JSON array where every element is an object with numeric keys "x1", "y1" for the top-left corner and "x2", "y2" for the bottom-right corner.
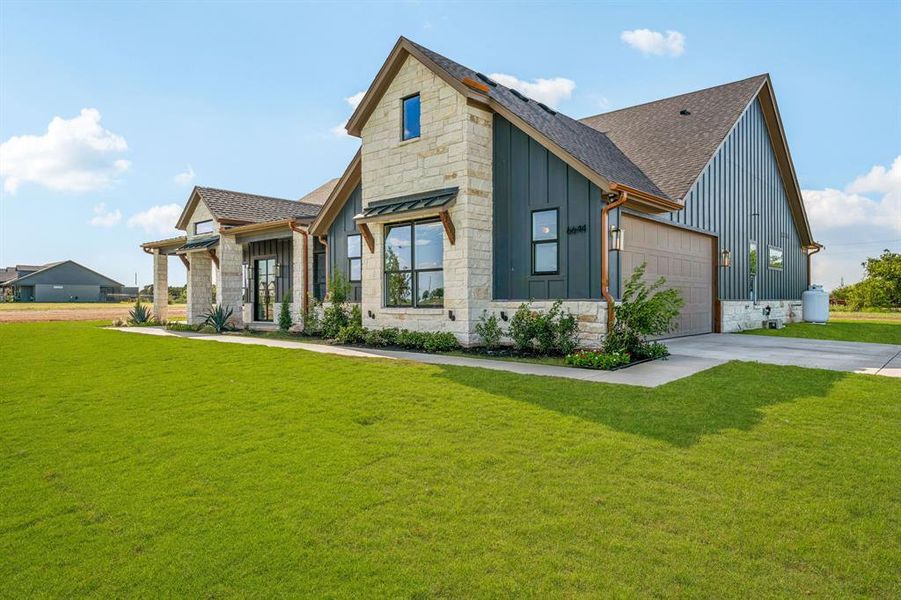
[
  {"x1": 742, "y1": 319, "x2": 901, "y2": 344},
  {"x1": 1, "y1": 321, "x2": 899, "y2": 597}
]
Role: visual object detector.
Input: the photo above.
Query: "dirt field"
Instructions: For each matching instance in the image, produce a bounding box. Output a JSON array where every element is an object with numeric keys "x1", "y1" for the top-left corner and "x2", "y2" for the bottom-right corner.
[{"x1": 0, "y1": 303, "x2": 186, "y2": 323}]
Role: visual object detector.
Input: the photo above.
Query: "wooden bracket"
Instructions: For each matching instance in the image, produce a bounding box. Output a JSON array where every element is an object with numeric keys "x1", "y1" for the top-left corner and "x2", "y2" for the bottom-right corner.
[
  {"x1": 178, "y1": 255, "x2": 190, "y2": 270},
  {"x1": 207, "y1": 249, "x2": 219, "y2": 268},
  {"x1": 439, "y1": 210, "x2": 456, "y2": 245},
  {"x1": 359, "y1": 223, "x2": 375, "y2": 253}
]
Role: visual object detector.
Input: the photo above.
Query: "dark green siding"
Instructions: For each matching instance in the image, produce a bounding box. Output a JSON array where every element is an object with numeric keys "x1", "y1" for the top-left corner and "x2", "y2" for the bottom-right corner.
[
  {"x1": 327, "y1": 183, "x2": 363, "y2": 303},
  {"x1": 665, "y1": 97, "x2": 807, "y2": 300},
  {"x1": 493, "y1": 115, "x2": 614, "y2": 300}
]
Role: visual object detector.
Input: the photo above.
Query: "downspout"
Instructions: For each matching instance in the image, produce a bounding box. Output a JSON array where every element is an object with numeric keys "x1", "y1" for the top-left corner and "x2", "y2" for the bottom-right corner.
[
  {"x1": 601, "y1": 190, "x2": 628, "y2": 332},
  {"x1": 289, "y1": 222, "x2": 310, "y2": 318},
  {"x1": 806, "y1": 244, "x2": 822, "y2": 288}
]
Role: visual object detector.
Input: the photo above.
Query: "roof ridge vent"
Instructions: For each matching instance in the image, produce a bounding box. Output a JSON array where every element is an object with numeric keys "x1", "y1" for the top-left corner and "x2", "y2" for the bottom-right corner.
[
  {"x1": 679, "y1": 109, "x2": 691, "y2": 116},
  {"x1": 537, "y1": 102, "x2": 556, "y2": 115},
  {"x1": 475, "y1": 72, "x2": 498, "y2": 87},
  {"x1": 510, "y1": 88, "x2": 529, "y2": 102}
]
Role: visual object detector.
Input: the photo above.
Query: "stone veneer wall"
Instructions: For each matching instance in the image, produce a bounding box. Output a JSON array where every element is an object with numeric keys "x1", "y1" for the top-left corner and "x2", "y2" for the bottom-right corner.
[
  {"x1": 217, "y1": 235, "x2": 244, "y2": 326},
  {"x1": 720, "y1": 299, "x2": 803, "y2": 333},
  {"x1": 187, "y1": 251, "x2": 213, "y2": 325},
  {"x1": 187, "y1": 200, "x2": 215, "y2": 238},
  {"x1": 152, "y1": 250, "x2": 168, "y2": 322}
]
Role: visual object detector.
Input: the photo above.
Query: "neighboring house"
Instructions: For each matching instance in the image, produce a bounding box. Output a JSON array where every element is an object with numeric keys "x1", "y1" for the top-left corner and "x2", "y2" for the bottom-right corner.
[
  {"x1": 1, "y1": 261, "x2": 126, "y2": 302},
  {"x1": 142, "y1": 37, "x2": 819, "y2": 344}
]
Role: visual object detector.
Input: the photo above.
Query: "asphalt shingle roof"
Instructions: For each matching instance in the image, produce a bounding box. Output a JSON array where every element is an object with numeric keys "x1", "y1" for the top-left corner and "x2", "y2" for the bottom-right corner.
[
  {"x1": 298, "y1": 178, "x2": 340, "y2": 206},
  {"x1": 579, "y1": 75, "x2": 767, "y2": 201},
  {"x1": 195, "y1": 187, "x2": 321, "y2": 224},
  {"x1": 407, "y1": 39, "x2": 668, "y2": 199}
]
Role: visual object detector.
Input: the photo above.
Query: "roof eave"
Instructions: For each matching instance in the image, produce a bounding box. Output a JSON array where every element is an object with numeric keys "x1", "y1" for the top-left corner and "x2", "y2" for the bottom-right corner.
[{"x1": 609, "y1": 182, "x2": 684, "y2": 213}]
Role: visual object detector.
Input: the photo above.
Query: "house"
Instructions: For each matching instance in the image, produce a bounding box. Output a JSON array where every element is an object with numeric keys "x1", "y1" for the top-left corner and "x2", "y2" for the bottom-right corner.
[
  {"x1": 1, "y1": 261, "x2": 126, "y2": 302},
  {"x1": 142, "y1": 37, "x2": 819, "y2": 344}
]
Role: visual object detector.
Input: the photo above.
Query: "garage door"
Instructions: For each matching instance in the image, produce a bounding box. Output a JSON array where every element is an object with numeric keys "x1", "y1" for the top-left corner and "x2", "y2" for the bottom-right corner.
[{"x1": 621, "y1": 215, "x2": 714, "y2": 337}]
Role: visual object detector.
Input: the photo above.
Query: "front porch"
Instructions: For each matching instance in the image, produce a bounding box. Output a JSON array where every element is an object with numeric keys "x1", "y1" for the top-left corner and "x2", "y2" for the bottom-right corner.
[{"x1": 141, "y1": 219, "x2": 317, "y2": 330}]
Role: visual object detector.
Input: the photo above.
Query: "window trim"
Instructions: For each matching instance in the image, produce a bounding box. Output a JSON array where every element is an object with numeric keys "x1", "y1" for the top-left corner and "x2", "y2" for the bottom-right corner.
[
  {"x1": 383, "y1": 218, "x2": 444, "y2": 308},
  {"x1": 767, "y1": 245, "x2": 784, "y2": 271},
  {"x1": 347, "y1": 233, "x2": 362, "y2": 283},
  {"x1": 194, "y1": 219, "x2": 214, "y2": 235},
  {"x1": 531, "y1": 208, "x2": 559, "y2": 276},
  {"x1": 401, "y1": 93, "x2": 421, "y2": 142}
]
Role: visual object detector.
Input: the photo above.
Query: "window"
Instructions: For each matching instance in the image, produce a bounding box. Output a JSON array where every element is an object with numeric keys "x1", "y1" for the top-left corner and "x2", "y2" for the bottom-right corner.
[
  {"x1": 768, "y1": 246, "x2": 784, "y2": 270},
  {"x1": 402, "y1": 94, "x2": 420, "y2": 141},
  {"x1": 347, "y1": 234, "x2": 362, "y2": 282},
  {"x1": 531, "y1": 209, "x2": 559, "y2": 274},
  {"x1": 384, "y1": 220, "x2": 444, "y2": 307},
  {"x1": 194, "y1": 220, "x2": 214, "y2": 235},
  {"x1": 749, "y1": 241, "x2": 758, "y2": 277}
]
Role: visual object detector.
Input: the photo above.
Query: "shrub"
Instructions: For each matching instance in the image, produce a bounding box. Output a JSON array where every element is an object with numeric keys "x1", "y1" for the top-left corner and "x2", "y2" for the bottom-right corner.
[
  {"x1": 603, "y1": 263, "x2": 683, "y2": 358},
  {"x1": 474, "y1": 311, "x2": 503, "y2": 350},
  {"x1": 203, "y1": 304, "x2": 235, "y2": 333},
  {"x1": 321, "y1": 272, "x2": 352, "y2": 339},
  {"x1": 111, "y1": 318, "x2": 126, "y2": 327},
  {"x1": 278, "y1": 293, "x2": 293, "y2": 331},
  {"x1": 303, "y1": 294, "x2": 321, "y2": 334},
  {"x1": 350, "y1": 303, "x2": 363, "y2": 327},
  {"x1": 422, "y1": 331, "x2": 460, "y2": 353},
  {"x1": 335, "y1": 324, "x2": 366, "y2": 345},
  {"x1": 396, "y1": 329, "x2": 427, "y2": 349},
  {"x1": 509, "y1": 303, "x2": 536, "y2": 352},
  {"x1": 166, "y1": 322, "x2": 200, "y2": 332},
  {"x1": 634, "y1": 341, "x2": 670, "y2": 360},
  {"x1": 128, "y1": 300, "x2": 155, "y2": 325},
  {"x1": 364, "y1": 327, "x2": 399, "y2": 347},
  {"x1": 565, "y1": 350, "x2": 630, "y2": 370}
]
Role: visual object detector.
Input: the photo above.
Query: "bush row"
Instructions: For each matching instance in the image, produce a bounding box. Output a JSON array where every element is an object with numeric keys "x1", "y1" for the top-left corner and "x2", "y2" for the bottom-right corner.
[{"x1": 334, "y1": 325, "x2": 460, "y2": 353}]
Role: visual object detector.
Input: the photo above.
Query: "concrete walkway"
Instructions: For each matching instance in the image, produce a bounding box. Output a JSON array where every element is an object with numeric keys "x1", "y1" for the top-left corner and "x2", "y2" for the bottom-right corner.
[
  {"x1": 109, "y1": 327, "x2": 722, "y2": 387},
  {"x1": 665, "y1": 333, "x2": 901, "y2": 377}
]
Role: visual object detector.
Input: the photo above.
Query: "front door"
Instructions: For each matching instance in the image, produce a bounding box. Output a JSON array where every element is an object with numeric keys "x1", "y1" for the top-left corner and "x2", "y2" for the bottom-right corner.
[{"x1": 254, "y1": 258, "x2": 276, "y2": 321}]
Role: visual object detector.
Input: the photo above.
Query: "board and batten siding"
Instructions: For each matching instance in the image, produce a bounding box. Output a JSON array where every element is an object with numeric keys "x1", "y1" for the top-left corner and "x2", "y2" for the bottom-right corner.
[
  {"x1": 664, "y1": 97, "x2": 807, "y2": 300},
  {"x1": 327, "y1": 183, "x2": 363, "y2": 303},
  {"x1": 493, "y1": 115, "x2": 619, "y2": 301},
  {"x1": 243, "y1": 238, "x2": 292, "y2": 301}
]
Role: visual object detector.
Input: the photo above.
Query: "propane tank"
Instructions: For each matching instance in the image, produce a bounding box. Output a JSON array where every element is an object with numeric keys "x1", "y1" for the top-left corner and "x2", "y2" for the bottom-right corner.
[{"x1": 802, "y1": 285, "x2": 829, "y2": 323}]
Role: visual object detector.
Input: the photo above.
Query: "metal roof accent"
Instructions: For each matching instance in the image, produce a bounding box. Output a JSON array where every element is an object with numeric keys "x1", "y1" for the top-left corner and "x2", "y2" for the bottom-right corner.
[
  {"x1": 176, "y1": 235, "x2": 219, "y2": 253},
  {"x1": 359, "y1": 187, "x2": 458, "y2": 219}
]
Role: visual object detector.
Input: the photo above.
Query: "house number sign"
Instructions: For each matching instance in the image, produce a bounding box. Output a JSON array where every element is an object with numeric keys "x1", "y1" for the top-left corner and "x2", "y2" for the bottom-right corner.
[{"x1": 566, "y1": 224, "x2": 587, "y2": 234}]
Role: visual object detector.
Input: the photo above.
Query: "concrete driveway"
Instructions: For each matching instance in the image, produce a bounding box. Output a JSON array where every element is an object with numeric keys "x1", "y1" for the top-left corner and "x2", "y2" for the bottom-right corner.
[{"x1": 666, "y1": 333, "x2": 901, "y2": 377}]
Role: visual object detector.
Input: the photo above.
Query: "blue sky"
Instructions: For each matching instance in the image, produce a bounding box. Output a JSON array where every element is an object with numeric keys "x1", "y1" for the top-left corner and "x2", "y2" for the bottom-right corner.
[{"x1": 1, "y1": 1, "x2": 899, "y2": 289}]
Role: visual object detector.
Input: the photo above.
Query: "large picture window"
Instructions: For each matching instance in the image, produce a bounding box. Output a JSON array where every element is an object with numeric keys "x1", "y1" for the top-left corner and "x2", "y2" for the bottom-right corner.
[
  {"x1": 402, "y1": 94, "x2": 421, "y2": 141},
  {"x1": 531, "y1": 209, "x2": 559, "y2": 275},
  {"x1": 347, "y1": 234, "x2": 362, "y2": 282},
  {"x1": 384, "y1": 220, "x2": 443, "y2": 307},
  {"x1": 768, "y1": 245, "x2": 784, "y2": 271}
]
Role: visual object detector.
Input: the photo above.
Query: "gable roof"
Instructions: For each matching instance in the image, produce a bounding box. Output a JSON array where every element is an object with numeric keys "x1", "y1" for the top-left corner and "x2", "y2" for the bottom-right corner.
[
  {"x1": 579, "y1": 75, "x2": 768, "y2": 201},
  {"x1": 298, "y1": 178, "x2": 340, "y2": 206},
  {"x1": 175, "y1": 187, "x2": 322, "y2": 230},
  {"x1": 345, "y1": 37, "x2": 675, "y2": 211},
  {"x1": 309, "y1": 149, "x2": 362, "y2": 236},
  {"x1": 4, "y1": 260, "x2": 123, "y2": 287}
]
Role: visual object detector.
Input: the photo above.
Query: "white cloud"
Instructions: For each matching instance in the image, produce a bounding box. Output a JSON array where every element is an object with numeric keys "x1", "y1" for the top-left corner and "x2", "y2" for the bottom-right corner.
[
  {"x1": 488, "y1": 73, "x2": 576, "y2": 108},
  {"x1": 331, "y1": 91, "x2": 367, "y2": 138},
  {"x1": 620, "y1": 29, "x2": 686, "y2": 57},
  {"x1": 127, "y1": 203, "x2": 182, "y2": 236},
  {"x1": 0, "y1": 108, "x2": 130, "y2": 194},
  {"x1": 803, "y1": 155, "x2": 901, "y2": 290},
  {"x1": 174, "y1": 165, "x2": 196, "y2": 186},
  {"x1": 89, "y1": 202, "x2": 122, "y2": 227}
]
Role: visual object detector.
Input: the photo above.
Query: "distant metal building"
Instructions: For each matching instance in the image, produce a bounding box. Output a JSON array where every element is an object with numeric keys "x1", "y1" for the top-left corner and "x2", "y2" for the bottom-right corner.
[{"x1": 1, "y1": 261, "x2": 125, "y2": 302}]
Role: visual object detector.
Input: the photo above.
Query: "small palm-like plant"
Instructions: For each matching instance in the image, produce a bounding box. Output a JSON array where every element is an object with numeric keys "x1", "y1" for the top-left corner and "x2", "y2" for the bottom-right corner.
[
  {"x1": 128, "y1": 300, "x2": 155, "y2": 325},
  {"x1": 203, "y1": 304, "x2": 235, "y2": 333}
]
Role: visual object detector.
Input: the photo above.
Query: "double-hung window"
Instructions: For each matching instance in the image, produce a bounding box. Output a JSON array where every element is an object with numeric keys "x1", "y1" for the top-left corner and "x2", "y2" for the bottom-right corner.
[
  {"x1": 531, "y1": 209, "x2": 559, "y2": 275},
  {"x1": 402, "y1": 94, "x2": 420, "y2": 141},
  {"x1": 347, "y1": 234, "x2": 362, "y2": 282},
  {"x1": 384, "y1": 220, "x2": 443, "y2": 307}
]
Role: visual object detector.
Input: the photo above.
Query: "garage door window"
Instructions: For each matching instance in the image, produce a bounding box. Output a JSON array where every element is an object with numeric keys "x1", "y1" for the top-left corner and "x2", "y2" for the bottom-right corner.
[{"x1": 532, "y1": 209, "x2": 558, "y2": 275}]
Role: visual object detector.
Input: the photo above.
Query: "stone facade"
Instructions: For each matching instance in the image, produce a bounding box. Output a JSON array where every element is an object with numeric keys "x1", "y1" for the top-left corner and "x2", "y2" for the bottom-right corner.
[
  {"x1": 187, "y1": 251, "x2": 213, "y2": 325},
  {"x1": 217, "y1": 235, "x2": 244, "y2": 326},
  {"x1": 152, "y1": 250, "x2": 168, "y2": 322},
  {"x1": 359, "y1": 54, "x2": 494, "y2": 345},
  {"x1": 720, "y1": 299, "x2": 803, "y2": 333},
  {"x1": 187, "y1": 200, "x2": 215, "y2": 238}
]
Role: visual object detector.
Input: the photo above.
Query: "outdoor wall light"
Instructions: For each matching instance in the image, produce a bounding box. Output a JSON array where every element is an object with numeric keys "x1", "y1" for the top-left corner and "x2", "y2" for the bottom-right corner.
[
  {"x1": 720, "y1": 248, "x2": 732, "y2": 268},
  {"x1": 367, "y1": 310, "x2": 375, "y2": 319},
  {"x1": 448, "y1": 310, "x2": 456, "y2": 321},
  {"x1": 500, "y1": 311, "x2": 509, "y2": 321},
  {"x1": 609, "y1": 225, "x2": 624, "y2": 252}
]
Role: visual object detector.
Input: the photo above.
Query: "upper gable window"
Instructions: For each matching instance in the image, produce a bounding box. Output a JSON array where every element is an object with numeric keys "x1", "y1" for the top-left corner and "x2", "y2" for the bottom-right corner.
[
  {"x1": 402, "y1": 94, "x2": 421, "y2": 141},
  {"x1": 194, "y1": 220, "x2": 214, "y2": 235}
]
